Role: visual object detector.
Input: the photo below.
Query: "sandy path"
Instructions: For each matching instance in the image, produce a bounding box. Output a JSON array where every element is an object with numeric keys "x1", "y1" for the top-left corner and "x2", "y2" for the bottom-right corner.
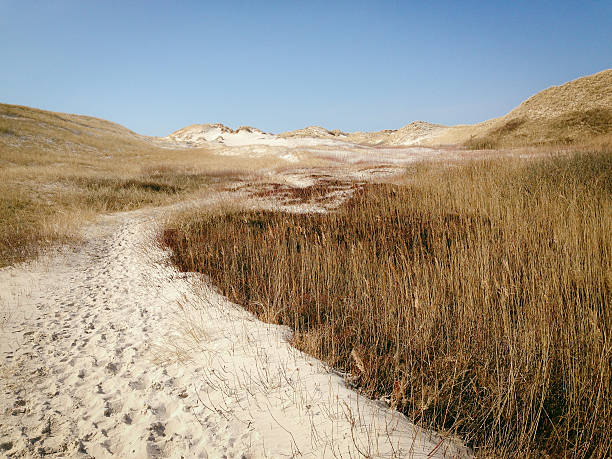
[{"x1": 0, "y1": 195, "x2": 468, "y2": 458}]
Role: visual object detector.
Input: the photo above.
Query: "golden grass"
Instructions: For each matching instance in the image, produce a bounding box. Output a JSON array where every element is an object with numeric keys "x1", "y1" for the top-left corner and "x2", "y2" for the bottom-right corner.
[
  {"x1": 464, "y1": 109, "x2": 612, "y2": 149},
  {"x1": 423, "y1": 69, "x2": 612, "y2": 149},
  {"x1": 162, "y1": 150, "x2": 611, "y2": 457},
  {"x1": 0, "y1": 103, "x2": 288, "y2": 266}
]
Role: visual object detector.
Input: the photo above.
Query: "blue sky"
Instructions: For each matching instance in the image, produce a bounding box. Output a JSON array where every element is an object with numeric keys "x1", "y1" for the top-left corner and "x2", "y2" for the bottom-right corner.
[{"x1": 1, "y1": 1, "x2": 610, "y2": 136}]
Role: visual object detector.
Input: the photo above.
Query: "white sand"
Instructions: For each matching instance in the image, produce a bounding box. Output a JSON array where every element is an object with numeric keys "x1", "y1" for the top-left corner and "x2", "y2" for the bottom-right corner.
[
  {"x1": 0, "y1": 178, "x2": 469, "y2": 458},
  {"x1": 165, "y1": 125, "x2": 355, "y2": 149}
]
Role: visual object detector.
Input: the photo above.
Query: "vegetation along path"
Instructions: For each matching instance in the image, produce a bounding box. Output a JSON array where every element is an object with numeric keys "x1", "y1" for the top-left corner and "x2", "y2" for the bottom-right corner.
[{"x1": 0, "y1": 191, "x2": 468, "y2": 458}]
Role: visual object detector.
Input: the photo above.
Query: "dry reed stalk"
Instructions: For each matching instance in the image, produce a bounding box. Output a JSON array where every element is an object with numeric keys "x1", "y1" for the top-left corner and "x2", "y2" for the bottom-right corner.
[{"x1": 163, "y1": 151, "x2": 611, "y2": 457}]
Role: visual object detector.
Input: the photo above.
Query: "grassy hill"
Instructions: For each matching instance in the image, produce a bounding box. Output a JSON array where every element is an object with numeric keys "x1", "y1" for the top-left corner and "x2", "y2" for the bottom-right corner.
[
  {"x1": 0, "y1": 104, "x2": 259, "y2": 266},
  {"x1": 276, "y1": 70, "x2": 611, "y2": 148},
  {"x1": 428, "y1": 69, "x2": 612, "y2": 148}
]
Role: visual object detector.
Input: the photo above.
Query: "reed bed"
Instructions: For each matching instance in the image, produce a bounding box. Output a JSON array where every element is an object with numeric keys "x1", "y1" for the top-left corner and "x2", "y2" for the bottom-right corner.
[{"x1": 163, "y1": 151, "x2": 611, "y2": 457}]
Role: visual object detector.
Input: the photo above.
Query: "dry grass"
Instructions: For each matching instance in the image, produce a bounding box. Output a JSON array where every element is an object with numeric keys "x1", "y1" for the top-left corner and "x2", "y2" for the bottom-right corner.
[
  {"x1": 464, "y1": 109, "x2": 612, "y2": 149},
  {"x1": 0, "y1": 103, "x2": 284, "y2": 266},
  {"x1": 425, "y1": 69, "x2": 612, "y2": 149},
  {"x1": 163, "y1": 150, "x2": 611, "y2": 457},
  {"x1": 248, "y1": 179, "x2": 350, "y2": 204}
]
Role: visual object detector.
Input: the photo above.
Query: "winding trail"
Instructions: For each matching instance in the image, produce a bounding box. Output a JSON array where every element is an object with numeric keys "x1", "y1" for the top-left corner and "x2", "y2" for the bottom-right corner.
[{"x1": 0, "y1": 191, "x2": 469, "y2": 458}]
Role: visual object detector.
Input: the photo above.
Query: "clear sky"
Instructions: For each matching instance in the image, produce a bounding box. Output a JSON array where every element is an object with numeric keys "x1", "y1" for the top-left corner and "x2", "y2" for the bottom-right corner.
[{"x1": 1, "y1": 1, "x2": 610, "y2": 136}]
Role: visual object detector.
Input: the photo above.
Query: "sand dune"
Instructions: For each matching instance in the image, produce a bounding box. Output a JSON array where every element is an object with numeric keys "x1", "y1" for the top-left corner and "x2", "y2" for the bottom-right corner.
[
  {"x1": 162, "y1": 69, "x2": 611, "y2": 149},
  {"x1": 2, "y1": 69, "x2": 608, "y2": 457}
]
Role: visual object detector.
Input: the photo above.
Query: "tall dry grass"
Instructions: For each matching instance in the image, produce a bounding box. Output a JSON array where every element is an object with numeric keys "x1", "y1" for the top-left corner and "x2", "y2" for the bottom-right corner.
[{"x1": 163, "y1": 151, "x2": 611, "y2": 457}]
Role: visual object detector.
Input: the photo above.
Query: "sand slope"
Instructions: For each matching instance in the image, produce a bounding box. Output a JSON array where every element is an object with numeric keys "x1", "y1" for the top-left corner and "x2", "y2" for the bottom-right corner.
[{"x1": 0, "y1": 192, "x2": 469, "y2": 458}]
